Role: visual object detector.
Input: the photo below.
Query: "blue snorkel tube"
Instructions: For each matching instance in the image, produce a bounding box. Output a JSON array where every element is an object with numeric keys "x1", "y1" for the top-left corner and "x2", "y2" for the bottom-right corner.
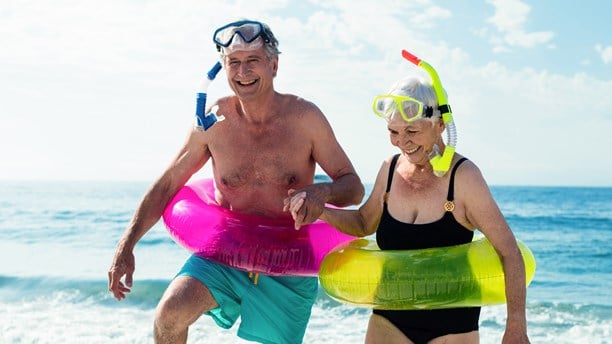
[
  {"x1": 195, "y1": 61, "x2": 223, "y2": 130},
  {"x1": 401, "y1": 50, "x2": 457, "y2": 177}
]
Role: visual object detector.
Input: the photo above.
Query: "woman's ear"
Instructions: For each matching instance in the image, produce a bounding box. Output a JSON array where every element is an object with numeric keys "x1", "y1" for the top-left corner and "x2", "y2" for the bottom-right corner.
[{"x1": 436, "y1": 117, "x2": 446, "y2": 133}]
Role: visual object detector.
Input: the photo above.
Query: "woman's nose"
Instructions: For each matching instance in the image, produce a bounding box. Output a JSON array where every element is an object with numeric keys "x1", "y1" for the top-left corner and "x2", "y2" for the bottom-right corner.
[{"x1": 397, "y1": 134, "x2": 409, "y2": 146}]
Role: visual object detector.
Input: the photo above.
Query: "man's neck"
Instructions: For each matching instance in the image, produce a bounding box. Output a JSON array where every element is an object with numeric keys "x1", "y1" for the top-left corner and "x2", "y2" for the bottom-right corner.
[{"x1": 236, "y1": 91, "x2": 279, "y2": 123}]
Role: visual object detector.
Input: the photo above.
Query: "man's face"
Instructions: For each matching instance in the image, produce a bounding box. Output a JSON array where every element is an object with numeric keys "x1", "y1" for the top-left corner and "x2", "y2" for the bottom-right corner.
[{"x1": 224, "y1": 48, "x2": 278, "y2": 99}]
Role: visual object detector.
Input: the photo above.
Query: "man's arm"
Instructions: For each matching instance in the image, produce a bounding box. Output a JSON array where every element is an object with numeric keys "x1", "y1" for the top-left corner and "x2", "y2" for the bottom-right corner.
[
  {"x1": 285, "y1": 104, "x2": 365, "y2": 228},
  {"x1": 108, "y1": 128, "x2": 210, "y2": 300}
]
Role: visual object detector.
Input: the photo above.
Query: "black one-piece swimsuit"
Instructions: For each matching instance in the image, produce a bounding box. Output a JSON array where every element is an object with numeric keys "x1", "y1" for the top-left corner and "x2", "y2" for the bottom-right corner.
[{"x1": 373, "y1": 154, "x2": 481, "y2": 344}]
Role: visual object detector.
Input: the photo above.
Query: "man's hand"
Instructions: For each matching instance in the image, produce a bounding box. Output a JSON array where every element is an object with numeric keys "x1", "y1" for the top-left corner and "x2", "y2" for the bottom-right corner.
[
  {"x1": 108, "y1": 247, "x2": 135, "y2": 300},
  {"x1": 284, "y1": 190, "x2": 306, "y2": 229},
  {"x1": 283, "y1": 186, "x2": 326, "y2": 229}
]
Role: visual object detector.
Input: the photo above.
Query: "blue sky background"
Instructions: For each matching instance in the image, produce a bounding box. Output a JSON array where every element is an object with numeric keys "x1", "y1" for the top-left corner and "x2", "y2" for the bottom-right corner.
[{"x1": 1, "y1": 0, "x2": 610, "y2": 186}]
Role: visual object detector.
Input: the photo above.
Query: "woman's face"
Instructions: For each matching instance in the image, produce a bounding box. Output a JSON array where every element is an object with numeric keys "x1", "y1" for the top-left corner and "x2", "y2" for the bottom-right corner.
[{"x1": 387, "y1": 114, "x2": 444, "y2": 163}]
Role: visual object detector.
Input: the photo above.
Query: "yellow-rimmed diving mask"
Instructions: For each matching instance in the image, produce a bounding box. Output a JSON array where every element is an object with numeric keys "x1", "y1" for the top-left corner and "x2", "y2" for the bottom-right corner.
[{"x1": 372, "y1": 95, "x2": 435, "y2": 123}]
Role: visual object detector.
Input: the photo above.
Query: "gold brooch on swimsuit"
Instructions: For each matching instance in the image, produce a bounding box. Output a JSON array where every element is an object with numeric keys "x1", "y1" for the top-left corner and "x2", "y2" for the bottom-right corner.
[{"x1": 443, "y1": 200, "x2": 455, "y2": 212}]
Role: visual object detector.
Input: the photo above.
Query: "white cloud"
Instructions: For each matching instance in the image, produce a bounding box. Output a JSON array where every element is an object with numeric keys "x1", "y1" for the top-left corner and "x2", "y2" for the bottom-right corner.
[
  {"x1": 404, "y1": 50, "x2": 612, "y2": 186},
  {"x1": 410, "y1": 5, "x2": 452, "y2": 29},
  {"x1": 595, "y1": 44, "x2": 612, "y2": 64},
  {"x1": 485, "y1": 0, "x2": 554, "y2": 51}
]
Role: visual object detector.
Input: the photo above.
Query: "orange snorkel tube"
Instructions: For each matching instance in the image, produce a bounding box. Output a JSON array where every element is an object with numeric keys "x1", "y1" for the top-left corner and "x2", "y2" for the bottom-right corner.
[{"x1": 401, "y1": 50, "x2": 457, "y2": 177}]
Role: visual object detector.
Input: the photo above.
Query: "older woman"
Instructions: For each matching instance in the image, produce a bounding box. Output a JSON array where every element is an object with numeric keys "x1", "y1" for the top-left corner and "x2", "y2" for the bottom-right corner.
[{"x1": 286, "y1": 71, "x2": 530, "y2": 343}]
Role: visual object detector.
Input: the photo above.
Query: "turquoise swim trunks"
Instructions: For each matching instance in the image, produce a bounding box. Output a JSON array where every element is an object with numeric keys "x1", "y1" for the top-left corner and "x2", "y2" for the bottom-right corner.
[{"x1": 176, "y1": 255, "x2": 318, "y2": 344}]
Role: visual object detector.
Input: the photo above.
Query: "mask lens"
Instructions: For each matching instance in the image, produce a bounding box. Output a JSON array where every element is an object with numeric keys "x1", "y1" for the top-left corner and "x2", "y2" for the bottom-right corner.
[
  {"x1": 400, "y1": 99, "x2": 423, "y2": 121},
  {"x1": 214, "y1": 21, "x2": 263, "y2": 47},
  {"x1": 235, "y1": 23, "x2": 262, "y2": 42},
  {"x1": 373, "y1": 97, "x2": 396, "y2": 118}
]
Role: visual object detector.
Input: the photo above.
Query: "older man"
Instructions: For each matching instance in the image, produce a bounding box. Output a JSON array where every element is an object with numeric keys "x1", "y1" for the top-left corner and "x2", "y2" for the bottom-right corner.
[{"x1": 108, "y1": 19, "x2": 364, "y2": 344}]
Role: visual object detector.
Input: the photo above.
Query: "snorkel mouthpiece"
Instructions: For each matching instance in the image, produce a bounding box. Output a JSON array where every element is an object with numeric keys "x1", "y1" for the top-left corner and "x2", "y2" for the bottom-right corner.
[{"x1": 401, "y1": 50, "x2": 457, "y2": 177}]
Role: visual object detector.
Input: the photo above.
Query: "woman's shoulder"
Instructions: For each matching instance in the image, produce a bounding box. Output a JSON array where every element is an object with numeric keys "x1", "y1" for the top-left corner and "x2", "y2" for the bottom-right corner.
[
  {"x1": 454, "y1": 154, "x2": 478, "y2": 172},
  {"x1": 453, "y1": 154, "x2": 489, "y2": 189}
]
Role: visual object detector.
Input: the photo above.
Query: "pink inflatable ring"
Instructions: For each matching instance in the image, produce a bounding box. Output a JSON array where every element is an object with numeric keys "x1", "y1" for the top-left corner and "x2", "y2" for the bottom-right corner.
[{"x1": 162, "y1": 178, "x2": 356, "y2": 276}]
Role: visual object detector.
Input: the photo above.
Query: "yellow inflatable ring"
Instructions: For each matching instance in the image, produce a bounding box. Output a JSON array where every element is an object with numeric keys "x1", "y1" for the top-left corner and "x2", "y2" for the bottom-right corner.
[{"x1": 319, "y1": 237, "x2": 536, "y2": 310}]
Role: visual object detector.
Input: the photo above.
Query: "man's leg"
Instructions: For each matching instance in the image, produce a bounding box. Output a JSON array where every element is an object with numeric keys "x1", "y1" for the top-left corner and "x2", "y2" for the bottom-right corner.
[{"x1": 154, "y1": 276, "x2": 218, "y2": 344}]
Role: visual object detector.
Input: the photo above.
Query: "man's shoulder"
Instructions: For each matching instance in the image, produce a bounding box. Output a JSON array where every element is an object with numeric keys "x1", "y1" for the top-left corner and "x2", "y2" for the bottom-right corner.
[
  {"x1": 276, "y1": 92, "x2": 309, "y2": 104},
  {"x1": 216, "y1": 95, "x2": 236, "y2": 106},
  {"x1": 278, "y1": 93, "x2": 321, "y2": 115},
  {"x1": 213, "y1": 96, "x2": 237, "y2": 115}
]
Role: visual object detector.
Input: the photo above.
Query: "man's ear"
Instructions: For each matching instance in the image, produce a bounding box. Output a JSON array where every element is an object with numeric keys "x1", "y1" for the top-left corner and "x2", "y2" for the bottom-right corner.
[{"x1": 271, "y1": 56, "x2": 279, "y2": 77}]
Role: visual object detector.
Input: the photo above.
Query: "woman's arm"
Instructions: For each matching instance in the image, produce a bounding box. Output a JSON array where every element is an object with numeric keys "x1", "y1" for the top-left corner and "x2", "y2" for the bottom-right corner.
[
  {"x1": 290, "y1": 158, "x2": 392, "y2": 237},
  {"x1": 459, "y1": 162, "x2": 530, "y2": 343}
]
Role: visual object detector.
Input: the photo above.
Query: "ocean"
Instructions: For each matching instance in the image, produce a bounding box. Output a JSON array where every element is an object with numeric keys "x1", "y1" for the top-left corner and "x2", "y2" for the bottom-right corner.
[{"x1": 0, "y1": 180, "x2": 610, "y2": 343}]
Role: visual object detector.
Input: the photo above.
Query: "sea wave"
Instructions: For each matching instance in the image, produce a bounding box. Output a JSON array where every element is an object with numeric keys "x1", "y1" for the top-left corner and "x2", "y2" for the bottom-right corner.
[
  {"x1": 0, "y1": 274, "x2": 355, "y2": 311},
  {"x1": 0, "y1": 275, "x2": 168, "y2": 309}
]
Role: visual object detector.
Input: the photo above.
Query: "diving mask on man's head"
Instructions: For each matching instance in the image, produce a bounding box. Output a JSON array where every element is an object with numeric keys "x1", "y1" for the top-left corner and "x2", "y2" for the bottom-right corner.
[
  {"x1": 213, "y1": 20, "x2": 271, "y2": 54},
  {"x1": 372, "y1": 95, "x2": 435, "y2": 123}
]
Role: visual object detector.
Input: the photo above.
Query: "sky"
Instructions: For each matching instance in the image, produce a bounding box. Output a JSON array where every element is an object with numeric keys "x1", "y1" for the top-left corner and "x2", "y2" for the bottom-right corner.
[{"x1": 1, "y1": 0, "x2": 611, "y2": 186}]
